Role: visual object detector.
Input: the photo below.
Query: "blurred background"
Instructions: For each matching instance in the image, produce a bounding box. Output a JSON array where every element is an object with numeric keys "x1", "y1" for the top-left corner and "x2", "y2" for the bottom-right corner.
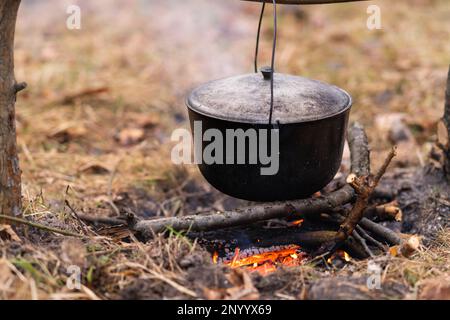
[{"x1": 14, "y1": 0, "x2": 450, "y2": 216}]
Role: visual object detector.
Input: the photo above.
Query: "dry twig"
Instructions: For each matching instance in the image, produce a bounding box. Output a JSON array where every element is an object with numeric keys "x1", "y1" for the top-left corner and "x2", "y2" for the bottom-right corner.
[
  {"x1": 336, "y1": 146, "x2": 397, "y2": 241},
  {"x1": 0, "y1": 214, "x2": 84, "y2": 238}
]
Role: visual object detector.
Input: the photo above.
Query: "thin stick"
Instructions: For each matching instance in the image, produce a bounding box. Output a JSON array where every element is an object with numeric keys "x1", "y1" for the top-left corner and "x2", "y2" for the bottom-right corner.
[
  {"x1": 65, "y1": 200, "x2": 91, "y2": 235},
  {"x1": 321, "y1": 213, "x2": 392, "y2": 251},
  {"x1": 372, "y1": 146, "x2": 397, "y2": 188},
  {"x1": 359, "y1": 217, "x2": 402, "y2": 245},
  {"x1": 336, "y1": 146, "x2": 397, "y2": 241},
  {"x1": 348, "y1": 122, "x2": 370, "y2": 176},
  {"x1": 352, "y1": 230, "x2": 375, "y2": 258},
  {"x1": 0, "y1": 214, "x2": 84, "y2": 238},
  {"x1": 65, "y1": 200, "x2": 102, "y2": 237},
  {"x1": 355, "y1": 225, "x2": 387, "y2": 252},
  {"x1": 246, "y1": 230, "x2": 339, "y2": 248}
]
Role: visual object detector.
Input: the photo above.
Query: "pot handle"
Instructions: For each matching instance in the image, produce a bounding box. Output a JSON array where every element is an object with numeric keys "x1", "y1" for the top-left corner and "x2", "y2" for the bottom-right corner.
[{"x1": 254, "y1": 0, "x2": 277, "y2": 125}]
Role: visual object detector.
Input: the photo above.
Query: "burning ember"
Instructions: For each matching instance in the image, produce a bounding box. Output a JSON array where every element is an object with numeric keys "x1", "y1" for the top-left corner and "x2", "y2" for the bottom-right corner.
[
  {"x1": 327, "y1": 250, "x2": 352, "y2": 264},
  {"x1": 212, "y1": 251, "x2": 219, "y2": 264},
  {"x1": 212, "y1": 245, "x2": 307, "y2": 276},
  {"x1": 290, "y1": 219, "x2": 304, "y2": 227}
]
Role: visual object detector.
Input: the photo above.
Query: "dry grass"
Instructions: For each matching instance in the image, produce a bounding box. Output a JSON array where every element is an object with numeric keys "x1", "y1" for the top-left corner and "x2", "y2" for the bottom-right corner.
[{"x1": 0, "y1": 0, "x2": 449, "y2": 299}]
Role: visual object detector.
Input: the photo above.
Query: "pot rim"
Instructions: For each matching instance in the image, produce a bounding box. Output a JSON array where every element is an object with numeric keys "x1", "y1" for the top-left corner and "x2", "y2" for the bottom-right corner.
[{"x1": 185, "y1": 78, "x2": 353, "y2": 125}]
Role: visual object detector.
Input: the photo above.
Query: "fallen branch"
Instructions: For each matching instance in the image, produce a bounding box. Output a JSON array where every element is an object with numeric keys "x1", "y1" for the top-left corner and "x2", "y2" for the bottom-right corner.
[
  {"x1": 355, "y1": 225, "x2": 387, "y2": 251},
  {"x1": 369, "y1": 187, "x2": 397, "y2": 201},
  {"x1": 352, "y1": 230, "x2": 375, "y2": 258},
  {"x1": 364, "y1": 200, "x2": 402, "y2": 222},
  {"x1": 249, "y1": 230, "x2": 338, "y2": 248},
  {"x1": 347, "y1": 122, "x2": 370, "y2": 177},
  {"x1": 0, "y1": 214, "x2": 84, "y2": 238},
  {"x1": 276, "y1": 230, "x2": 377, "y2": 260},
  {"x1": 134, "y1": 188, "x2": 354, "y2": 240},
  {"x1": 359, "y1": 217, "x2": 402, "y2": 245},
  {"x1": 320, "y1": 213, "x2": 391, "y2": 250}
]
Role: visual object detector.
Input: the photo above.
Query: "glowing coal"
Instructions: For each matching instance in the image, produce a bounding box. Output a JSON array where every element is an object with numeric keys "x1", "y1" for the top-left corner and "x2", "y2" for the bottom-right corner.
[{"x1": 213, "y1": 244, "x2": 307, "y2": 276}]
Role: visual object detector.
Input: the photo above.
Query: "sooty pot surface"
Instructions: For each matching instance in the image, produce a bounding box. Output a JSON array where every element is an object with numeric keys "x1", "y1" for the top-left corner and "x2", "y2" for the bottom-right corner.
[{"x1": 186, "y1": 72, "x2": 352, "y2": 202}]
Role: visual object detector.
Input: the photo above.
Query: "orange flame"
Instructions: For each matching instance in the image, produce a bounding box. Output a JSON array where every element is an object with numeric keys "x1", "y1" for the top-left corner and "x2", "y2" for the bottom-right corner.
[
  {"x1": 222, "y1": 245, "x2": 306, "y2": 276},
  {"x1": 342, "y1": 251, "x2": 351, "y2": 262},
  {"x1": 230, "y1": 248, "x2": 240, "y2": 267},
  {"x1": 212, "y1": 251, "x2": 218, "y2": 264},
  {"x1": 327, "y1": 250, "x2": 352, "y2": 264},
  {"x1": 290, "y1": 219, "x2": 304, "y2": 227}
]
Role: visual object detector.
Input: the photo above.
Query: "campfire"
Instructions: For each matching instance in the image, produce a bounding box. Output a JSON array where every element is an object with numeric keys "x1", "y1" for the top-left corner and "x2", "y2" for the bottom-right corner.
[
  {"x1": 213, "y1": 245, "x2": 307, "y2": 276},
  {"x1": 209, "y1": 237, "x2": 356, "y2": 275},
  {"x1": 75, "y1": 123, "x2": 413, "y2": 274},
  {"x1": 206, "y1": 217, "x2": 309, "y2": 275}
]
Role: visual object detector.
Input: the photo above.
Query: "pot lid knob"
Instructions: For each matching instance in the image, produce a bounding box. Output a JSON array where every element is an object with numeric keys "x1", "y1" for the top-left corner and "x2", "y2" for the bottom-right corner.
[{"x1": 260, "y1": 66, "x2": 273, "y2": 80}]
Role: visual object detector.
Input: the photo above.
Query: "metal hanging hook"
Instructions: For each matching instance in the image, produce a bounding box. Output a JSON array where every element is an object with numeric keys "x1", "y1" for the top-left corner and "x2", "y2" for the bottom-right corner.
[
  {"x1": 254, "y1": 0, "x2": 277, "y2": 125},
  {"x1": 254, "y1": 2, "x2": 266, "y2": 73}
]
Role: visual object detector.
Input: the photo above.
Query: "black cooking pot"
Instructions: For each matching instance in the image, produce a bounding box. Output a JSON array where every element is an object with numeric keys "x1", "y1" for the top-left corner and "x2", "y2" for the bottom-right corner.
[{"x1": 186, "y1": 70, "x2": 352, "y2": 201}]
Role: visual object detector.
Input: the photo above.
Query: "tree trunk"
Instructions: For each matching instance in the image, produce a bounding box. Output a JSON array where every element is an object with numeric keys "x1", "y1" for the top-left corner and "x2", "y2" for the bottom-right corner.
[
  {"x1": 437, "y1": 66, "x2": 450, "y2": 181},
  {"x1": 443, "y1": 66, "x2": 450, "y2": 181},
  {"x1": 0, "y1": 0, "x2": 23, "y2": 221}
]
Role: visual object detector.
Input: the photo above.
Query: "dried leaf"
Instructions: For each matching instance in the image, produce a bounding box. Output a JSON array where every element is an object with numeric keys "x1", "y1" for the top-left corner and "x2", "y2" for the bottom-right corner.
[
  {"x1": 0, "y1": 224, "x2": 21, "y2": 242},
  {"x1": 134, "y1": 114, "x2": 159, "y2": 129},
  {"x1": 78, "y1": 162, "x2": 111, "y2": 175},
  {"x1": 115, "y1": 128, "x2": 145, "y2": 146},
  {"x1": 48, "y1": 124, "x2": 88, "y2": 143}
]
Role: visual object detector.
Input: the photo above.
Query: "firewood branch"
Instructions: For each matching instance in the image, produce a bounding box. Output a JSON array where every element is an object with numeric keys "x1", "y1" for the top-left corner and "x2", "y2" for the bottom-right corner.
[
  {"x1": 133, "y1": 186, "x2": 355, "y2": 240},
  {"x1": 336, "y1": 146, "x2": 397, "y2": 241},
  {"x1": 131, "y1": 122, "x2": 369, "y2": 241}
]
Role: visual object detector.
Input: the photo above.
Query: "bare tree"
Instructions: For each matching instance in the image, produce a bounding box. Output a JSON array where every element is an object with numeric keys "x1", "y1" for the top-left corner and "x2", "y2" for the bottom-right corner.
[
  {"x1": 0, "y1": 0, "x2": 25, "y2": 221},
  {"x1": 442, "y1": 67, "x2": 450, "y2": 180}
]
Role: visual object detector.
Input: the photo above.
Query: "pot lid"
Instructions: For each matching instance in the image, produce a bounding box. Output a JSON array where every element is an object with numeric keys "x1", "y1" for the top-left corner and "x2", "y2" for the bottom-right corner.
[{"x1": 186, "y1": 71, "x2": 352, "y2": 124}]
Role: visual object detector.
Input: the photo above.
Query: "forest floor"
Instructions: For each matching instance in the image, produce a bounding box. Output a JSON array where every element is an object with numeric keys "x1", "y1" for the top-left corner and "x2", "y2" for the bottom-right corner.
[{"x1": 0, "y1": 0, "x2": 449, "y2": 299}]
